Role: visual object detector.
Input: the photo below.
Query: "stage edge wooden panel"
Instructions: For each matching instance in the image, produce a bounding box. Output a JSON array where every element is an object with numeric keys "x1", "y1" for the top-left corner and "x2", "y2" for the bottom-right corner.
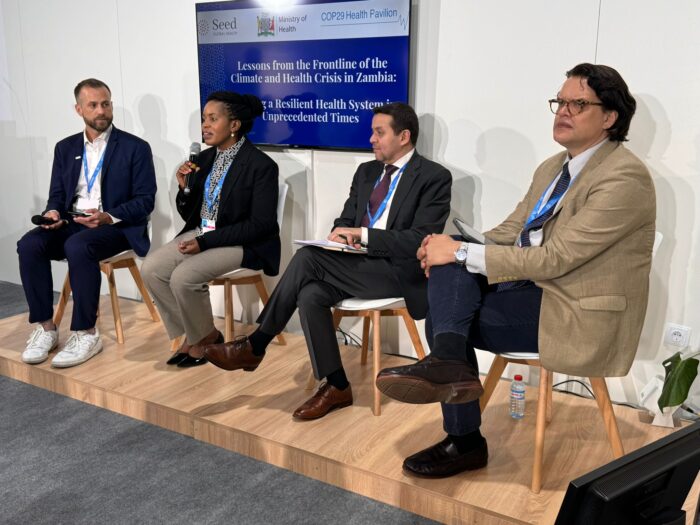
[{"x1": 0, "y1": 300, "x2": 697, "y2": 524}]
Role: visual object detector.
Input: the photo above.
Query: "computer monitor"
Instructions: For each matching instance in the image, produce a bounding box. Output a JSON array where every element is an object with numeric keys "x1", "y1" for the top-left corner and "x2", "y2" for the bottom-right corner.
[{"x1": 555, "y1": 421, "x2": 700, "y2": 525}]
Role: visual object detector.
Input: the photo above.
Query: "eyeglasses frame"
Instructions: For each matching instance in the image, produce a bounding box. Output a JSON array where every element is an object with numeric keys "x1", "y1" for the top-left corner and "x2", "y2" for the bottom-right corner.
[{"x1": 548, "y1": 98, "x2": 605, "y2": 115}]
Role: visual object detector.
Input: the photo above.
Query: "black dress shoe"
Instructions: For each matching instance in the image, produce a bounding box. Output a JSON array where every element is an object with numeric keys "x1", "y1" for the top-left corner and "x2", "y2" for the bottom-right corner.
[
  {"x1": 375, "y1": 354, "x2": 484, "y2": 404},
  {"x1": 177, "y1": 331, "x2": 224, "y2": 368},
  {"x1": 403, "y1": 436, "x2": 488, "y2": 478},
  {"x1": 166, "y1": 352, "x2": 190, "y2": 366},
  {"x1": 176, "y1": 355, "x2": 208, "y2": 368}
]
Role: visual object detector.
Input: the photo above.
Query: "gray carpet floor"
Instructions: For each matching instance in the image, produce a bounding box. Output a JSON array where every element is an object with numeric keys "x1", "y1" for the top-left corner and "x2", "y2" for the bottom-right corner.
[
  {"x1": 0, "y1": 281, "x2": 437, "y2": 524},
  {"x1": 0, "y1": 279, "x2": 57, "y2": 319}
]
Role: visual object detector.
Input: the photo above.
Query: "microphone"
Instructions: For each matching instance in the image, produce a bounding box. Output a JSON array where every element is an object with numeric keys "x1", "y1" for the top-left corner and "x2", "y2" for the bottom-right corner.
[
  {"x1": 183, "y1": 142, "x2": 201, "y2": 196},
  {"x1": 31, "y1": 214, "x2": 58, "y2": 226}
]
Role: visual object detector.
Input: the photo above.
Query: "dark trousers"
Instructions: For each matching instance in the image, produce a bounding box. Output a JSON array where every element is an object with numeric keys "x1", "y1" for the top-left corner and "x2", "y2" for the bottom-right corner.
[
  {"x1": 17, "y1": 223, "x2": 130, "y2": 331},
  {"x1": 257, "y1": 246, "x2": 403, "y2": 380},
  {"x1": 425, "y1": 263, "x2": 542, "y2": 436}
]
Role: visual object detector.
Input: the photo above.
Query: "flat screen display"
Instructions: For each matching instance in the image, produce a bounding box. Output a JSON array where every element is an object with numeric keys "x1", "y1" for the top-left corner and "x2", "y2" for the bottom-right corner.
[{"x1": 195, "y1": 0, "x2": 411, "y2": 150}]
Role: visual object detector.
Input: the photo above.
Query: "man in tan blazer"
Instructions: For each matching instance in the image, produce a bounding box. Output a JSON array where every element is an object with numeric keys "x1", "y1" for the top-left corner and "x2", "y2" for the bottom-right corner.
[{"x1": 375, "y1": 63, "x2": 656, "y2": 478}]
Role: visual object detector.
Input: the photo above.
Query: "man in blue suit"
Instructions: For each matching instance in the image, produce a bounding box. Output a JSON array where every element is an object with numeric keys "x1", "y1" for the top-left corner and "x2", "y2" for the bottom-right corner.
[{"x1": 17, "y1": 78, "x2": 156, "y2": 368}]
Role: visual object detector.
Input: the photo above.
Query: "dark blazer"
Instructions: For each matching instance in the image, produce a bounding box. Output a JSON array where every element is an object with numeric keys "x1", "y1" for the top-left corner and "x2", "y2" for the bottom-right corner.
[
  {"x1": 176, "y1": 139, "x2": 280, "y2": 276},
  {"x1": 333, "y1": 151, "x2": 452, "y2": 319},
  {"x1": 45, "y1": 126, "x2": 157, "y2": 257}
]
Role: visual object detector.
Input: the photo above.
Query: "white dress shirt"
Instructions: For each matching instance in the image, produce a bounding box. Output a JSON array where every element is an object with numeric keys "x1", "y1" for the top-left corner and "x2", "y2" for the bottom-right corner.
[
  {"x1": 73, "y1": 125, "x2": 120, "y2": 223},
  {"x1": 360, "y1": 148, "x2": 414, "y2": 245}
]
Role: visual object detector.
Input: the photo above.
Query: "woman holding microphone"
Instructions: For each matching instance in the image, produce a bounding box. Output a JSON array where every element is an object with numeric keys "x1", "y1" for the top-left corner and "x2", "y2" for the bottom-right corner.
[{"x1": 142, "y1": 91, "x2": 280, "y2": 367}]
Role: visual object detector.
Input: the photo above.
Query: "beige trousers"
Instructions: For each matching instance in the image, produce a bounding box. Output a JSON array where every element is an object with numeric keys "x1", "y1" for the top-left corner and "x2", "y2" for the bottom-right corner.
[{"x1": 141, "y1": 231, "x2": 244, "y2": 343}]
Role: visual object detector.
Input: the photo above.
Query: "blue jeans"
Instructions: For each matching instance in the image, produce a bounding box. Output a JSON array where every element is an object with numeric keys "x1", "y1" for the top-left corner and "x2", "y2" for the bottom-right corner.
[{"x1": 425, "y1": 263, "x2": 542, "y2": 436}]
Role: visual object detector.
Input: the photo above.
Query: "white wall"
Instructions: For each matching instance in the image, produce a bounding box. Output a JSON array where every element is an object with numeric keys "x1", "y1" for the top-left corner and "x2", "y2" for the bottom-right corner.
[{"x1": 1, "y1": 0, "x2": 698, "y2": 406}]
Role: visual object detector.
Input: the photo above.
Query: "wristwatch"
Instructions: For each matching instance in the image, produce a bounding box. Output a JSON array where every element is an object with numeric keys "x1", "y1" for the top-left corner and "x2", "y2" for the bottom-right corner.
[{"x1": 454, "y1": 242, "x2": 469, "y2": 266}]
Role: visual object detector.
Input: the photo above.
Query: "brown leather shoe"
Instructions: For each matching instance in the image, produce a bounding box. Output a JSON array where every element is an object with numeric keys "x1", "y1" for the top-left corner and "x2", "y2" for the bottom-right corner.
[
  {"x1": 183, "y1": 328, "x2": 223, "y2": 359},
  {"x1": 375, "y1": 354, "x2": 484, "y2": 404},
  {"x1": 203, "y1": 335, "x2": 263, "y2": 371},
  {"x1": 293, "y1": 383, "x2": 353, "y2": 420}
]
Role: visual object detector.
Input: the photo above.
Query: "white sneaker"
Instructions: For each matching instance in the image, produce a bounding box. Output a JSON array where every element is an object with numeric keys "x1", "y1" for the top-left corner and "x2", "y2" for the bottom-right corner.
[
  {"x1": 22, "y1": 325, "x2": 59, "y2": 364},
  {"x1": 51, "y1": 329, "x2": 103, "y2": 368}
]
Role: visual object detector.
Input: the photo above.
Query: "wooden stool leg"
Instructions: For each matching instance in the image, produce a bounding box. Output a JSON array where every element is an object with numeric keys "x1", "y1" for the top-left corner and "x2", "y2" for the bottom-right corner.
[
  {"x1": 400, "y1": 308, "x2": 426, "y2": 358},
  {"x1": 479, "y1": 355, "x2": 508, "y2": 413},
  {"x1": 532, "y1": 368, "x2": 549, "y2": 493},
  {"x1": 103, "y1": 263, "x2": 124, "y2": 344},
  {"x1": 127, "y1": 259, "x2": 159, "y2": 322},
  {"x1": 332, "y1": 309, "x2": 343, "y2": 329},
  {"x1": 53, "y1": 273, "x2": 72, "y2": 327},
  {"x1": 255, "y1": 277, "x2": 285, "y2": 345},
  {"x1": 254, "y1": 276, "x2": 270, "y2": 304},
  {"x1": 224, "y1": 279, "x2": 233, "y2": 342},
  {"x1": 305, "y1": 369, "x2": 317, "y2": 391},
  {"x1": 170, "y1": 334, "x2": 185, "y2": 353},
  {"x1": 372, "y1": 310, "x2": 381, "y2": 416},
  {"x1": 546, "y1": 368, "x2": 553, "y2": 424},
  {"x1": 360, "y1": 316, "x2": 370, "y2": 365},
  {"x1": 590, "y1": 377, "x2": 624, "y2": 458}
]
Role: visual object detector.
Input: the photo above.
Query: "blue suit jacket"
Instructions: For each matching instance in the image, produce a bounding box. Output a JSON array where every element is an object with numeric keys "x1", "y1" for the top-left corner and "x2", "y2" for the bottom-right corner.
[{"x1": 45, "y1": 126, "x2": 157, "y2": 256}]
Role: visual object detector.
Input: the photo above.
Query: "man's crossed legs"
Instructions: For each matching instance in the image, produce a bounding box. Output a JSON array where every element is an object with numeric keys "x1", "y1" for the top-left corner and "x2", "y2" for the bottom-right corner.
[{"x1": 377, "y1": 264, "x2": 542, "y2": 477}]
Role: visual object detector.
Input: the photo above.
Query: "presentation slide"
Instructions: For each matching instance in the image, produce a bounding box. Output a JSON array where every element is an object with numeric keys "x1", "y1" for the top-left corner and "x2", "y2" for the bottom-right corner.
[{"x1": 195, "y1": 0, "x2": 410, "y2": 150}]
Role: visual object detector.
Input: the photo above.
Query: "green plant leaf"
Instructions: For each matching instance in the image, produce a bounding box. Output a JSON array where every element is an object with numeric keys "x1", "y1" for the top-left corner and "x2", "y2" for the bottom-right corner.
[{"x1": 658, "y1": 352, "x2": 699, "y2": 410}]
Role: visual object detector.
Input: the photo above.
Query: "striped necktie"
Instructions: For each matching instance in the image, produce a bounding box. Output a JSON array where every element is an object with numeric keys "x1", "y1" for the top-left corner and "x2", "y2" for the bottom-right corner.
[
  {"x1": 519, "y1": 162, "x2": 571, "y2": 247},
  {"x1": 497, "y1": 162, "x2": 571, "y2": 291}
]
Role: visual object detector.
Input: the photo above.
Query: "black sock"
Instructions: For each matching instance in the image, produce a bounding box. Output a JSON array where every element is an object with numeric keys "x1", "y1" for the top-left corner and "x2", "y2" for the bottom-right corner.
[
  {"x1": 448, "y1": 430, "x2": 485, "y2": 454},
  {"x1": 433, "y1": 332, "x2": 469, "y2": 361},
  {"x1": 249, "y1": 330, "x2": 274, "y2": 357},
  {"x1": 325, "y1": 368, "x2": 350, "y2": 391}
]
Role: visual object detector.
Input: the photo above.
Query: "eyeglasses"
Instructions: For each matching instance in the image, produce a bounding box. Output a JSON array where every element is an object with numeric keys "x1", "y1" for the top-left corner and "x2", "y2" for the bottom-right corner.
[{"x1": 548, "y1": 98, "x2": 604, "y2": 115}]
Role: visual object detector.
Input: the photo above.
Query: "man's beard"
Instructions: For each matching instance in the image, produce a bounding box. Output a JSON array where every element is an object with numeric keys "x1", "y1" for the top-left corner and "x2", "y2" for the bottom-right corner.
[{"x1": 86, "y1": 116, "x2": 112, "y2": 132}]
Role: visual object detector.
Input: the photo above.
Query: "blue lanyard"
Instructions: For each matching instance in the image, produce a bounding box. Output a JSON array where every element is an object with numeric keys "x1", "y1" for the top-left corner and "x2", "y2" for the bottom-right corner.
[
  {"x1": 82, "y1": 145, "x2": 106, "y2": 195},
  {"x1": 524, "y1": 170, "x2": 568, "y2": 226},
  {"x1": 365, "y1": 163, "x2": 407, "y2": 227},
  {"x1": 203, "y1": 169, "x2": 228, "y2": 213}
]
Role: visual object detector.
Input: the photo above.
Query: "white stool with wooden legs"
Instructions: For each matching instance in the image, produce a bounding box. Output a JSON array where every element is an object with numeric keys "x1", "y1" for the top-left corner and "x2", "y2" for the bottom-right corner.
[
  {"x1": 478, "y1": 232, "x2": 662, "y2": 492},
  {"x1": 479, "y1": 352, "x2": 624, "y2": 493},
  {"x1": 210, "y1": 182, "x2": 289, "y2": 344},
  {"x1": 307, "y1": 297, "x2": 426, "y2": 416},
  {"x1": 210, "y1": 269, "x2": 285, "y2": 344},
  {"x1": 53, "y1": 250, "x2": 160, "y2": 344}
]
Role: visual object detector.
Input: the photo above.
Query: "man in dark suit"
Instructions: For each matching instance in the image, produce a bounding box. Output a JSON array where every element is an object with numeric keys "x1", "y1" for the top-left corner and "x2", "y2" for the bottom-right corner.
[
  {"x1": 17, "y1": 78, "x2": 156, "y2": 368},
  {"x1": 204, "y1": 102, "x2": 452, "y2": 420}
]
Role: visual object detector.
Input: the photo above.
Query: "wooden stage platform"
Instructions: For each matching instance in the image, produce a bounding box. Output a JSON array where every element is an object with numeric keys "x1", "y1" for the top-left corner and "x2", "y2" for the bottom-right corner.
[{"x1": 1, "y1": 298, "x2": 696, "y2": 524}]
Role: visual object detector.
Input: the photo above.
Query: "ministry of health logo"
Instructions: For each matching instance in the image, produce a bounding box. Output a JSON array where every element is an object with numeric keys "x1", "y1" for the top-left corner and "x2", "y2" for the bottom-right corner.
[
  {"x1": 257, "y1": 13, "x2": 275, "y2": 36},
  {"x1": 197, "y1": 18, "x2": 209, "y2": 37}
]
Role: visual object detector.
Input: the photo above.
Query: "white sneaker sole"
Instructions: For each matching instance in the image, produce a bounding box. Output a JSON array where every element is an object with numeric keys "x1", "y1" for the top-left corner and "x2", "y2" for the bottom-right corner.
[
  {"x1": 51, "y1": 340, "x2": 103, "y2": 368},
  {"x1": 22, "y1": 342, "x2": 59, "y2": 365}
]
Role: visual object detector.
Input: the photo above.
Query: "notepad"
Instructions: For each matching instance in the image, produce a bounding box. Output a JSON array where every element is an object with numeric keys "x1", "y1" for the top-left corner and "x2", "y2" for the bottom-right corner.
[{"x1": 294, "y1": 239, "x2": 368, "y2": 253}]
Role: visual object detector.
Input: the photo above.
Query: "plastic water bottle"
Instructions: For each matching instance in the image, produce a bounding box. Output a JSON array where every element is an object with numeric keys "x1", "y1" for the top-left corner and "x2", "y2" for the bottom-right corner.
[{"x1": 510, "y1": 374, "x2": 526, "y2": 419}]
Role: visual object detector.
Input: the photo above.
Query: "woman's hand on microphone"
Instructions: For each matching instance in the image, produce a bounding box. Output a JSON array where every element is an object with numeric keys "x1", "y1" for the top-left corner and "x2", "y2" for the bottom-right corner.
[{"x1": 176, "y1": 161, "x2": 198, "y2": 190}]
